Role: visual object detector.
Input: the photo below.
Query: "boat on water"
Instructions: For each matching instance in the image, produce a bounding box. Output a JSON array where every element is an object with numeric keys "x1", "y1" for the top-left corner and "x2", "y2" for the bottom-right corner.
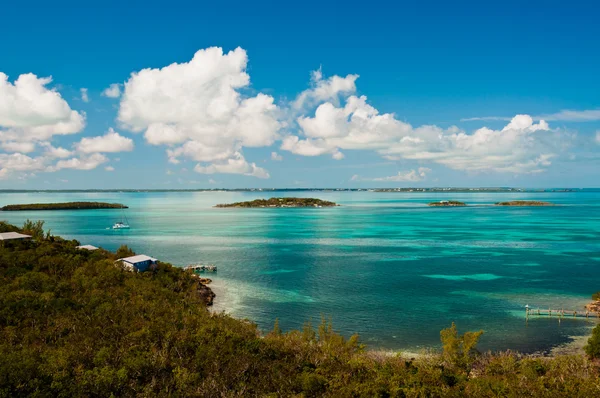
[
  {"x1": 112, "y1": 221, "x2": 130, "y2": 229},
  {"x1": 112, "y1": 208, "x2": 131, "y2": 229}
]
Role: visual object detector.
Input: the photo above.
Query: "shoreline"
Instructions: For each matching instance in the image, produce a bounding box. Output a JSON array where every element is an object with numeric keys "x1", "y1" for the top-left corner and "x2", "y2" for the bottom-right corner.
[{"x1": 208, "y1": 276, "x2": 594, "y2": 356}]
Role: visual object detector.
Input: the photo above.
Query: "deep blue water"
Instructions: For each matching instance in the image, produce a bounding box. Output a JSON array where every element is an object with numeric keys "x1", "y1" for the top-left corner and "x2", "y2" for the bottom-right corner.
[{"x1": 1, "y1": 191, "x2": 599, "y2": 353}]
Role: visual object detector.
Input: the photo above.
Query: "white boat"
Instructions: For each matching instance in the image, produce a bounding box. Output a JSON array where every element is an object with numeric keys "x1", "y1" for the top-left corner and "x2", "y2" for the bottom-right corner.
[
  {"x1": 112, "y1": 221, "x2": 130, "y2": 229},
  {"x1": 112, "y1": 208, "x2": 130, "y2": 229}
]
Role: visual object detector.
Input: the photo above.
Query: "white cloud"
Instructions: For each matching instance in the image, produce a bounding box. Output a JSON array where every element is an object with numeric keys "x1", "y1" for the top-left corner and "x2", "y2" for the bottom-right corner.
[
  {"x1": 194, "y1": 152, "x2": 269, "y2": 179},
  {"x1": 0, "y1": 153, "x2": 47, "y2": 178},
  {"x1": 0, "y1": 73, "x2": 85, "y2": 143},
  {"x1": 80, "y1": 88, "x2": 89, "y2": 103},
  {"x1": 49, "y1": 153, "x2": 108, "y2": 171},
  {"x1": 271, "y1": 151, "x2": 283, "y2": 161},
  {"x1": 1, "y1": 141, "x2": 36, "y2": 153},
  {"x1": 596, "y1": 131, "x2": 600, "y2": 144},
  {"x1": 462, "y1": 108, "x2": 600, "y2": 123},
  {"x1": 208, "y1": 178, "x2": 217, "y2": 184},
  {"x1": 293, "y1": 71, "x2": 358, "y2": 109},
  {"x1": 105, "y1": 166, "x2": 115, "y2": 171},
  {"x1": 283, "y1": 72, "x2": 567, "y2": 174},
  {"x1": 75, "y1": 128, "x2": 134, "y2": 153},
  {"x1": 117, "y1": 47, "x2": 280, "y2": 178},
  {"x1": 102, "y1": 83, "x2": 121, "y2": 98},
  {"x1": 42, "y1": 144, "x2": 73, "y2": 158},
  {"x1": 353, "y1": 167, "x2": 431, "y2": 182}
]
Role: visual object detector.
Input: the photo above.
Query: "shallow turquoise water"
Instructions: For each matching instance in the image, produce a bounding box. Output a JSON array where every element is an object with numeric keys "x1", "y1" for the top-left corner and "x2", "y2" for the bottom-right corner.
[{"x1": 2, "y1": 191, "x2": 599, "y2": 353}]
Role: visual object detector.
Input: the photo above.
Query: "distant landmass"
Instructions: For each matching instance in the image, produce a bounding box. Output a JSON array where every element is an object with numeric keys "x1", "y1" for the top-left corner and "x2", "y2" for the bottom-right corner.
[
  {"x1": 1, "y1": 202, "x2": 128, "y2": 211},
  {"x1": 215, "y1": 197, "x2": 338, "y2": 208},
  {"x1": 495, "y1": 201, "x2": 554, "y2": 206},
  {"x1": 428, "y1": 200, "x2": 467, "y2": 207},
  {"x1": 0, "y1": 187, "x2": 594, "y2": 193}
]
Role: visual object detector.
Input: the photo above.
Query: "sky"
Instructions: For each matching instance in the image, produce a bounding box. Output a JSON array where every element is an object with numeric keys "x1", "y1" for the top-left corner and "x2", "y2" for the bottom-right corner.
[{"x1": 0, "y1": 0, "x2": 599, "y2": 189}]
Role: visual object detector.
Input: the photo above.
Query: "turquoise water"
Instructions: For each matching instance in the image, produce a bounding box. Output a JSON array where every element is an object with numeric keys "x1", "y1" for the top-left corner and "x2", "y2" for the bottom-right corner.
[{"x1": 2, "y1": 191, "x2": 600, "y2": 353}]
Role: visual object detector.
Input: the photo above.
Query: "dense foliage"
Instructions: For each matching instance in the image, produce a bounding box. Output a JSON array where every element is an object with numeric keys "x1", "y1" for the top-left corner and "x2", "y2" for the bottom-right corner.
[
  {"x1": 494, "y1": 201, "x2": 554, "y2": 206},
  {"x1": 1, "y1": 221, "x2": 599, "y2": 397},
  {"x1": 1, "y1": 202, "x2": 128, "y2": 211},
  {"x1": 215, "y1": 197, "x2": 338, "y2": 208}
]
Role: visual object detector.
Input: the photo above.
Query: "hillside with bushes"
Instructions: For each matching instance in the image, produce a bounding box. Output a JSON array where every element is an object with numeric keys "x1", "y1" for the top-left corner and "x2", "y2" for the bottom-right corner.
[{"x1": 1, "y1": 220, "x2": 599, "y2": 397}]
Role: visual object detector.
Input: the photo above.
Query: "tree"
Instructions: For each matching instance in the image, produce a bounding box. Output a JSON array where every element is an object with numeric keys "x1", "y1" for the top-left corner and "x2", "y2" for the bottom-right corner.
[
  {"x1": 585, "y1": 325, "x2": 600, "y2": 359},
  {"x1": 22, "y1": 220, "x2": 45, "y2": 240},
  {"x1": 440, "y1": 322, "x2": 484, "y2": 373}
]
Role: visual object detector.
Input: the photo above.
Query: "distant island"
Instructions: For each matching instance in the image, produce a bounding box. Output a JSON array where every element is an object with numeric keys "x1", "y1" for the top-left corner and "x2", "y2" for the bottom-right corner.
[
  {"x1": 1, "y1": 202, "x2": 128, "y2": 211},
  {"x1": 215, "y1": 197, "x2": 338, "y2": 208},
  {"x1": 494, "y1": 201, "x2": 554, "y2": 206},
  {"x1": 428, "y1": 200, "x2": 466, "y2": 207}
]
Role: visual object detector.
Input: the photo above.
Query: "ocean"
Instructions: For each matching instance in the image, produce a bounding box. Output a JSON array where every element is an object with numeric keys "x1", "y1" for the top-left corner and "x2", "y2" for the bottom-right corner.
[{"x1": 2, "y1": 190, "x2": 599, "y2": 353}]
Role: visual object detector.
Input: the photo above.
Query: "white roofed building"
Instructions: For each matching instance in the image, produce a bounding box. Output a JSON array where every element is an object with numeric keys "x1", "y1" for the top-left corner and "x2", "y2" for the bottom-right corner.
[
  {"x1": 76, "y1": 245, "x2": 99, "y2": 251},
  {"x1": 117, "y1": 254, "x2": 158, "y2": 272},
  {"x1": 0, "y1": 232, "x2": 32, "y2": 245}
]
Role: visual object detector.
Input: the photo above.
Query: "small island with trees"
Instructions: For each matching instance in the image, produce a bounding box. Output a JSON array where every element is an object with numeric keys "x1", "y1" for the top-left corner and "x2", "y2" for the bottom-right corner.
[
  {"x1": 1, "y1": 202, "x2": 128, "y2": 211},
  {"x1": 215, "y1": 197, "x2": 339, "y2": 208},
  {"x1": 428, "y1": 200, "x2": 466, "y2": 207},
  {"x1": 494, "y1": 200, "x2": 554, "y2": 206}
]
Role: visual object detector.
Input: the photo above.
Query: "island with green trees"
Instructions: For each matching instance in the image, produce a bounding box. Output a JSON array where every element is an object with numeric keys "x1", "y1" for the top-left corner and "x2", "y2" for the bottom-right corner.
[
  {"x1": 215, "y1": 197, "x2": 339, "y2": 208},
  {"x1": 2, "y1": 220, "x2": 600, "y2": 396},
  {"x1": 428, "y1": 200, "x2": 467, "y2": 207},
  {"x1": 1, "y1": 201, "x2": 128, "y2": 211},
  {"x1": 495, "y1": 200, "x2": 554, "y2": 206}
]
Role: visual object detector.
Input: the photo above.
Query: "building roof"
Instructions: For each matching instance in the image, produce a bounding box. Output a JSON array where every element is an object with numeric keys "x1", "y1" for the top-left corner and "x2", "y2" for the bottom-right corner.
[
  {"x1": 119, "y1": 254, "x2": 157, "y2": 264},
  {"x1": 0, "y1": 232, "x2": 32, "y2": 241},
  {"x1": 76, "y1": 244, "x2": 99, "y2": 251}
]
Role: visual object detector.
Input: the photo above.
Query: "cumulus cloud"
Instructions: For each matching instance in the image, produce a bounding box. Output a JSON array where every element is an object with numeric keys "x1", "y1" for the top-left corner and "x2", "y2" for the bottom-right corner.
[
  {"x1": 0, "y1": 73, "x2": 85, "y2": 143},
  {"x1": 80, "y1": 88, "x2": 89, "y2": 103},
  {"x1": 49, "y1": 153, "x2": 109, "y2": 171},
  {"x1": 117, "y1": 47, "x2": 280, "y2": 178},
  {"x1": 193, "y1": 152, "x2": 269, "y2": 178},
  {"x1": 42, "y1": 144, "x2": 73, "y2": 159},
  {"x1": 283, "y1": 72, "x2": 568, "y2": 174},
  {"x1": 75, "y1": 128, "x2": 134, "y2": 153},
  {"x1": 271, "y1": 151, "x2": 283, "y2": 161},
  {"x1": 462, "y1": 108, "x2": 600, "y2": 123},
  {"x1": 1, "y1": 141, "x2": 36, "y2": 153},
  {"x1": 0, "y1": 72, "x2": 91, "y2": 178},
  {"x1": 352, "y1": 167, "x2": 431, "y2": 182},
  {"x1": 105, "y1": 166, "x2": 115, "y2": 171},
  {"x1": 102, "y1": 83, "x2": 121, "y2": 98},
  {"x1": 293, "y1": 70, "x2": 359, "y2": 109}
]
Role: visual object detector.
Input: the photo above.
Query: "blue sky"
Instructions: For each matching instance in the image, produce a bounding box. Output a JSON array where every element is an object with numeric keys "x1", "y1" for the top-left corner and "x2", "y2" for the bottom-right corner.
[{"x1": 0, "y1": 0, "x2": 599, "y2": 188}]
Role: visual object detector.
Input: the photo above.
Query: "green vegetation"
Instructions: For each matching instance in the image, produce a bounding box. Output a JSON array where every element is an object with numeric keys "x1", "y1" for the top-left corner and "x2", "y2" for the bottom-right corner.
[
  {"x1": 495, "y1": 200, "x2": 554, "y2": 206},
  {"x1": 215, "y1": 197, "x2": 338, "y2": 208},
  {"x1": 428, "y1": 200, "x2": 467, "y2": 207},
  {"x1": 1, "y1": 221, "x2": 600, "y2": 396},
  {"x1": 1, "y1": 202, "x2": 128, "y2": 211}
]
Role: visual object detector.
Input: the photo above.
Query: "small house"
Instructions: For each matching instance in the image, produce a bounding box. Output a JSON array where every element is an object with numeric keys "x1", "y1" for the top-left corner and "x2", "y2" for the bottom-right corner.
[
  {"x1": 117, "y1": 254, "x2": 158, "y2": 272},
  {"x1": 77, "y1": 244, "x2": 99, "y2": 251},
  {"x1": 0, "y1": 232, "x2": 32, "y2": 246}
]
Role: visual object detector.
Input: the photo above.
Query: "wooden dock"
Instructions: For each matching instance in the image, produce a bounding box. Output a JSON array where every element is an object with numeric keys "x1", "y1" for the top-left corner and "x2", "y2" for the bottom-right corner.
[
  {"x1": 526, "y1": 306, "x2": 599, "y2": 319},
  {"x1": 184, "y1": 264, "x2": 217, "y2": 272}
]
